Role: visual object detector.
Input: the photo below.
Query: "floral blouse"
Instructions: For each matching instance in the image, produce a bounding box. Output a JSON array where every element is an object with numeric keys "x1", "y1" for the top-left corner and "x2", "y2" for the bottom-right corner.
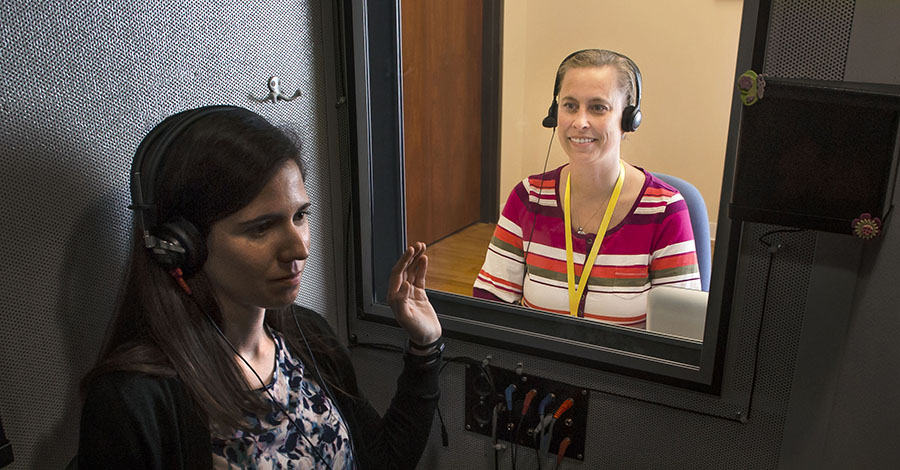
[{"x1": 211, "y1": 331, "x2": 353, "y2": 469}]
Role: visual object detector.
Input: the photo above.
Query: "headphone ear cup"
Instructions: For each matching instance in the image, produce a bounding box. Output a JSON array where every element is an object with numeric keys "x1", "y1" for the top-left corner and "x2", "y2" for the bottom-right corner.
[
  {"x1": 152, "y1": 217, "x2": 207, "y2": 274},
  {"x1": 542, "y1": 100, "x2": 558, "y2": 128},
  {"x1": 621, "y1": 105, "x2": 642, "y2": 132}
]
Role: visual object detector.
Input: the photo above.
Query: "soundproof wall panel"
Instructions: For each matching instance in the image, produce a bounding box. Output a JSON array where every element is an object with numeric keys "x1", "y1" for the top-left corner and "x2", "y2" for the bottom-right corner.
[
  {"x1": 764, "y1": 0, "x2": 855, "y2": 80},
  {"x1": 844, "y1": 0, "x2": 900, "y2": 84}
]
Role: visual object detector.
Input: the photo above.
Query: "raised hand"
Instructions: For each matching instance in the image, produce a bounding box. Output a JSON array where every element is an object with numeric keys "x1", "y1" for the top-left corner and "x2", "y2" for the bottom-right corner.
[{"x1": 387, "y1": 241, "x2": 442, "y2": 347}]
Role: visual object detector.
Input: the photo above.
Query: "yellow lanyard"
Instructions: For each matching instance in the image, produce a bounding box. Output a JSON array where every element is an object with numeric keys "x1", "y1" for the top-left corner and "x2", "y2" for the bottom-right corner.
[{"x1": 564, "y1": 161, "x2": 625, "y2": 316}]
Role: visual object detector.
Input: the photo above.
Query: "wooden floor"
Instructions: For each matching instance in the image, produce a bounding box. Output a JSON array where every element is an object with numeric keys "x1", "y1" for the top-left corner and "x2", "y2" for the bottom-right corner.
[{"x1": 425, "y1": 222, "x2": 495, "y2": 296}]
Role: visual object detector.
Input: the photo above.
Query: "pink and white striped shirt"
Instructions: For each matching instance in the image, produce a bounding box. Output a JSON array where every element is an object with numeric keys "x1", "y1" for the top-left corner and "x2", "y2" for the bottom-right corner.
[{"x1": 473, "y1": 165, "x2": 701, "y2": 328}]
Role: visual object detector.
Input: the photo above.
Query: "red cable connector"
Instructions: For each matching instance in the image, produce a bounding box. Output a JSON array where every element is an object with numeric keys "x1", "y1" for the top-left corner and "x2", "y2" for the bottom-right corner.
[
  {"x1": 521, "y1": 388, "x2": 538, "y2": 416},
  {"x1": 557, "y1": 437, "x2": 572, "y2": 466},
  {"x1": 553, "y1": 398, "x2": 574, "y2": 419}
]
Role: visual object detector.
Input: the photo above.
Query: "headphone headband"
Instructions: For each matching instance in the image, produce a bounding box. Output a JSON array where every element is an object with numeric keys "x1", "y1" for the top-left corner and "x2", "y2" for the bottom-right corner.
[
  {"x1": 130, "y1": 105, "x2": 241, "y2": 273},
  {"x1": 130, "y1": 105, "x2": 239, "y2": 228},
  {"x1": 542, "y1": 49, "x2": 643, "y2": 132}
]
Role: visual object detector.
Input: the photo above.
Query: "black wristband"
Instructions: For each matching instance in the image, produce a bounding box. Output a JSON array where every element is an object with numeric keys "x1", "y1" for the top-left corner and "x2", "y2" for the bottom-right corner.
[
  {"x1": 405, "y1": 340, "x2": 444, "y2": 369},
  {"x1": 408, "y1": 336, "x2": 442, "y2": 351}
]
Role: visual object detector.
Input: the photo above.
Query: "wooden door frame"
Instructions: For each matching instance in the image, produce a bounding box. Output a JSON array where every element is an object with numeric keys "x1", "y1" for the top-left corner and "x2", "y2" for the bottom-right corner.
[{"x1": 480, "y1": 0, "x2": 503, "y2": 222}]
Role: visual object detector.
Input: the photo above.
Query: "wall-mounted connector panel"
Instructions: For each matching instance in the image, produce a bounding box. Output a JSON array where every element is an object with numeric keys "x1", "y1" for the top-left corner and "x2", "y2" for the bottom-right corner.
[{"x1": 464, "y1": 363, "x2": 589, "y2": 461}]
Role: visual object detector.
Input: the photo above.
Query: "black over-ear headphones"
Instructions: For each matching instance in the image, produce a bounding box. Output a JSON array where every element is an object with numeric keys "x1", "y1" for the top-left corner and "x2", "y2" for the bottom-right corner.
[
  {"x1": 130, "y1": 105, "x2": 240, "y2": 275},
  {"x1": 541, "y1": 49, "x2": 643, "y2": 132}
]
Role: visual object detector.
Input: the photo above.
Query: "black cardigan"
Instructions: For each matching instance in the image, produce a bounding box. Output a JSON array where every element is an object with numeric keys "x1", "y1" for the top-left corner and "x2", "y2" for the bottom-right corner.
[{"x1": 77, "y1": 308, "x2": 441, "y2": 470}]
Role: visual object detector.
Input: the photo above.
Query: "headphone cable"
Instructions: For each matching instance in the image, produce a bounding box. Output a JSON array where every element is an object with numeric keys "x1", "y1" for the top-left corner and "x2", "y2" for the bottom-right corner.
[
  {"x1": 201, "y1": 310, "x2": 334, "y2": 470},
  {"x1": 290, "y1": 304, "x2": 359, "y2": 469},
  {"x1": 518, "y1": 128, "x2": 557, "y2": 305}
]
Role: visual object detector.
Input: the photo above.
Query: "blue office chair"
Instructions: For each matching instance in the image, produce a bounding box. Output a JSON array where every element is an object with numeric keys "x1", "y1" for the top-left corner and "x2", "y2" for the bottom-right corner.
[{"x1": 651, "y1": 173, "x2": 712, "y2": 292}]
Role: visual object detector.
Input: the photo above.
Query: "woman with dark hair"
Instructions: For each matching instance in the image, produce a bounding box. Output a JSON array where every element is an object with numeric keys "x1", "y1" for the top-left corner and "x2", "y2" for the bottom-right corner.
[{"x1": 77, "y1": 106, "x2": 442, "y2": 469}]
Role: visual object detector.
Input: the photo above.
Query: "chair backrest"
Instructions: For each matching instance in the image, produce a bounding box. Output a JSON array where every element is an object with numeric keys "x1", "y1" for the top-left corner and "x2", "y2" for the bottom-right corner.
[{"x1": 651, "y1": 172, "x2": 712, "y2": 291}]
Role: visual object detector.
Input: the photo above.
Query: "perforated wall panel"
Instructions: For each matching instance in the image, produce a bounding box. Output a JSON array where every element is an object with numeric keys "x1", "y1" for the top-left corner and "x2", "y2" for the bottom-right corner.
[
  {"x1": 0, "y1": 1, "x2": 338, "y2": 468},
  {"x1": 764, "y1": 0, "x2": 856, "y2": 79}
]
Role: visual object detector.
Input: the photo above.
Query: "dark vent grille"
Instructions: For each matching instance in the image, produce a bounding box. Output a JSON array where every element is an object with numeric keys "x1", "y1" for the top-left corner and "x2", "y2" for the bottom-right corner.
[{"x1": 764, "y1": 0, "x2": 856, "y2": 79}]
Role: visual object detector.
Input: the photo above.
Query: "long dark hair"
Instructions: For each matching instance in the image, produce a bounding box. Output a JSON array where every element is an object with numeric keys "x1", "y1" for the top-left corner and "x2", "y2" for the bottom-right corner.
[{"x1": 82, "y1": 107, "x2": 351, "y2": 431}]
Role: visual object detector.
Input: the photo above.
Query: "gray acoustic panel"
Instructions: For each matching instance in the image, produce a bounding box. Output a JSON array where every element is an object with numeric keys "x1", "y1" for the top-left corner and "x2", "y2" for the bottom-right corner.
[
  {"x1": 817, "y1": 163, "x2": 900, "y2": 469},
  {"x1": 844, "y1": 0, "x2": 900, "y2": 84},
  {"x1": 764, "y1": 0, "x2": 856, "y2": 80},
  {"x1": 0, "y1": 1, "x2": 338, "y2": 468}
]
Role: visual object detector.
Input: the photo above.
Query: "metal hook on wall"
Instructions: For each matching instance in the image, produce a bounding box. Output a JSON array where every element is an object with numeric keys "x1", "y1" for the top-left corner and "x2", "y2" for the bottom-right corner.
[{"x1": 248, "y1": 76, "x2": 302, "y2": 103}]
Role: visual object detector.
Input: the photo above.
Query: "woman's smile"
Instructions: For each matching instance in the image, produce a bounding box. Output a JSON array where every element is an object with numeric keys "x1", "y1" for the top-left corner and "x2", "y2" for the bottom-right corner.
[{"x1": 568, "y1": 136, "x2": 597, "y2": 145}]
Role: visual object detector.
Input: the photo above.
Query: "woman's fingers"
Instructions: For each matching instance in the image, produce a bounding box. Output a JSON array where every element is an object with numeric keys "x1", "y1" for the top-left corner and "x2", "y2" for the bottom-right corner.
[
  {"x1": 414, "y1": 254, "x2": 428, "y2": 287},
  {"x1": 396, "y1": 278, "x2": 410, "y2": 299},
  {"x1": 388, "y1": 245, "x2": 414, "y2": 295},
  {"x1": 389, "y1": 242, "x2": 428, "y2": 300},
  {"x1": 403, "y1": 243, "x2": 426, "y2": 281}
]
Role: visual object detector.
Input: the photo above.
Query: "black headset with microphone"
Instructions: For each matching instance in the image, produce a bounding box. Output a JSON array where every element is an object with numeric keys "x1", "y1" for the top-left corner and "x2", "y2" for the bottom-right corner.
[{"x1": 541, "y1": 49, "x2": 643, "y2": 132}]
